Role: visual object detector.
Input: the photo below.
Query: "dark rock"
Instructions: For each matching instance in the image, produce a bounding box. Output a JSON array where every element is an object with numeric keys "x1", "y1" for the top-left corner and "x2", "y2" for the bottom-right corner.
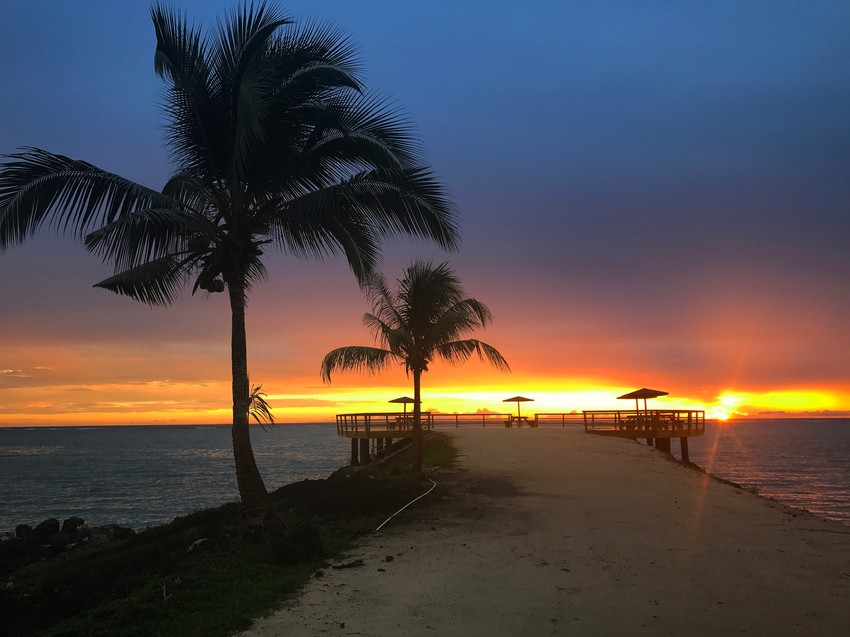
[
  {"x1": 15, "y1": 524, "x2": 33, "y2": 539},
  {"x1": 34, "y1": 518, "x2": 60, "y2": 542},
  {"x1": 89, "y1": 524, "x2": 135, "y2": 544},
  {"x1": 0, "y1": 537, "x2": 35, "y2": 560},
  {"x1": 66, "y1": 524, "x2": 91, "y2": 544},
  {"x1": 0, "y1": 532, "x2": 15, "y2": 542},
  {"x1": 61, "y1": 516, "x2": 85, "y2": 534}
]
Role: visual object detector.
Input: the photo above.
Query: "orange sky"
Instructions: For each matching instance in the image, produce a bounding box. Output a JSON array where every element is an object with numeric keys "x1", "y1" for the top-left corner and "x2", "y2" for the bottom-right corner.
[{"x1": 1, "y1": 239, "x2": 849, "y2": 427}]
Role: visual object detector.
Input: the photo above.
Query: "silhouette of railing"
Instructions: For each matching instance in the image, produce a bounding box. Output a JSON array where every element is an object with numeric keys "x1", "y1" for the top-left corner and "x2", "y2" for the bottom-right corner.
[
  {"x1": 582, "y1": 410, "x2": 705, "y2": 436},
  {"x1": 336, "y1": 412, "x2": 434, "y2": 437},
  {"x1": 533, "y1": 412, "x2": 585, "y2": 427}
]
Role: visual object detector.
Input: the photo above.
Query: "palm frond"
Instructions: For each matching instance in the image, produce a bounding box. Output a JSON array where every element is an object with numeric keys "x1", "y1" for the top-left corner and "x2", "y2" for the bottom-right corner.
[
  {"x1": 434, "y1": 340, "x2": 511, "y2": 372},
  {"x1": 0, "y1": 148, "x2": 169, "y2": 249},
  {"x1": 265, "y1": 182, "x2": 382, "y2": 284},
  {"x1": 272, "y1": 18, "x2": 361, "y2": 90},
  {"x1": 337, "y1": 169, "x2": 458, "y2": 250},
  {"x1": 218, "y1": 4, "x2": 293, "y2": 180},
  {"x1": 161, "y1": 171, "x2": 222, "y2": 215},
  {"x1": 151, "y1": 4, "x2": 219, "y2": 174},
  {"x1": 248, "y1": 383, "x2": 275, "y2": 430},
  {"x1": 425, "y1": 298, "x2": 494, "y2": 347},
  {"x1": 84, "y1": 207, "x2": 216, "y2": 272},
  {"x1": 302, "y1": 92, "x2": 420, "y2": 173},
  {"x1": 320, "y1": 346, "x2": 397, "y2": 383},
  {"x1": 93, "y1": 255, "x2": 190, "y2": 306}
]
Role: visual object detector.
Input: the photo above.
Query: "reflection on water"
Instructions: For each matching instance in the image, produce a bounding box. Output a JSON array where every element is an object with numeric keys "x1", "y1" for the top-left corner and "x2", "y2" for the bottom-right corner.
[
  {"x1": 0, "y1": 424, "x2": 346, "y2": 531},
  {"x1": 688, "y1": 419, "x2": 850, "y2": 525}
]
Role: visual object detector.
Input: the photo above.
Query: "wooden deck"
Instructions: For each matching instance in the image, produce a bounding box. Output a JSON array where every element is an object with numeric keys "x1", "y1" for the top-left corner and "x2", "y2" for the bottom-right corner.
[{"x1": 582, "y1": 409, "x2": 705, "y2": 461}]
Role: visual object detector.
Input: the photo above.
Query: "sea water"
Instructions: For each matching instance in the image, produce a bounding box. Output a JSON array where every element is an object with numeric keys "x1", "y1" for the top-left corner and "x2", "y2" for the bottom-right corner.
[
  {"x1": 0, "y1": 424, "x2": 347, "y2": 532},
  {"x1": 2, "y1": 419, "x2": 849, "y2": 532},
  {"x1": 687, "y1": 418, "x2": 850, "y2": 525}
]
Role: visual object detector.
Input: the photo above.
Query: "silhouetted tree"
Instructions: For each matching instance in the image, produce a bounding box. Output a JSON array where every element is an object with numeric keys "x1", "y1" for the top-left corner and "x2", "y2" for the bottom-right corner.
[
  {"x1": 0, "y1": 2, "x2": 456, "y2": 536},
  {"x1": 321, "y1": 261, "x2": 508, "y2": 471}
]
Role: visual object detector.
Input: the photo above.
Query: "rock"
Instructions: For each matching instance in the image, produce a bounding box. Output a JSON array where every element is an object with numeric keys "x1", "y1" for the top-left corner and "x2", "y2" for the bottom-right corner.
[
  {"x1": 61, "y1": 517, "x2": 85, "y2": 534},
  {"x1": 0, "y1": 532, "x2": 15, "y2": 542},
  {"x1": 34, "y1": 519, "x2": 60, "y2": 542},
  {"x1": 15, "y1": 524, "x2": 33, "y2": 539},
  {"x1": 0, "y1": 538, "x2": 34, "y2": 560},
  {"x1": 89, "y1": 524, "x2": 135, "y2": 544}
]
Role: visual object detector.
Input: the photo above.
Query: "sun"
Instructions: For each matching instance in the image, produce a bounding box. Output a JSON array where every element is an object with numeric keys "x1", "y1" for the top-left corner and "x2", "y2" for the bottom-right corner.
[{"x1": 707, "y1": 406, "x2": 730, "y2": 421}]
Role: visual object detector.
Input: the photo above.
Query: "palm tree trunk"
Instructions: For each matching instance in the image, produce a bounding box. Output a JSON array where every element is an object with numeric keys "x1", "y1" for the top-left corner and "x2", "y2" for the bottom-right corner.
[
  {"x1": 228, "y1": 274, "x2": 284, "y2": 537},
  {"x1": 412, "y1": 367, "x2": 423, "y2": 472}
]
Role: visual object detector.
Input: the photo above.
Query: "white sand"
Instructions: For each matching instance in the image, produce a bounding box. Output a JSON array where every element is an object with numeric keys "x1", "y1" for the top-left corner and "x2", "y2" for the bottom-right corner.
[{"x1": 242, "y1": 428, "x2": 850, "y2": 636}]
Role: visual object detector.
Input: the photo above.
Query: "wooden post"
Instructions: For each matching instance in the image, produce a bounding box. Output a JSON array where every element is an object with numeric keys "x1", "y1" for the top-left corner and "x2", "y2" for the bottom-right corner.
[
  {"x1": 350, "y1": 438, "x2": 358, "y2": 466},
  {"x1": 376, "y1": 437, "x2": 384, "y2": 458},
  {"x1": 359, "y1": 438, "x2": 370, "y2": 465},
  {"x1": 680, "y1": 437, "x2": 689, "y2": 463},
  {"x1": 656, "y1": 437, "x2": 671, "y2": 453},
  {"x1": 646, "y1": 437, "x2": 654, "y2": 447}
]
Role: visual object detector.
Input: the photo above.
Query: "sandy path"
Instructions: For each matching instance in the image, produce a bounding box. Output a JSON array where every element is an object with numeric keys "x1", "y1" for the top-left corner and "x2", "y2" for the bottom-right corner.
[{"x1": 242, "y1": 428, "x2": 850, "y2": 636}]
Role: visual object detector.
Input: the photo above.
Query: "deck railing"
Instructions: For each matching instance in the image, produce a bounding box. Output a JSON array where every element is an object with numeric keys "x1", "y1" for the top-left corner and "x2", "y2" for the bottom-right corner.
[
  {"x1": 533, "y1": 412, "x2": 585, "y2": 427},
  {"x1": 430, "y1": 413, "x2": 514, "y2": 427},
  {"x1": 582, "y1": 409, "x2": 705, "y2": 435},
  {"x1": 336, "y1": 412, "x2": 435, "y2": 437}
]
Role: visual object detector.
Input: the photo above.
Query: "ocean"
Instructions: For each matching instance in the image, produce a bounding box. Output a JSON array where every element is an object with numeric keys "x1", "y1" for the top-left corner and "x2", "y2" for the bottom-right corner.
[
  {"x1": 0, "y1": 423, "x2": 348, "y2": 532},
  {"x1": 687, "y1": 418, "x2": 850, "y2": 525},
  {"x1": 2, "y1": 419, "x2": 849, "y2": 532}
]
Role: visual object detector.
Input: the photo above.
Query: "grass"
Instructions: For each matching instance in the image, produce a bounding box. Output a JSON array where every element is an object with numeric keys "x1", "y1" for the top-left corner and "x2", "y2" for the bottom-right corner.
[{"x1": 3, "y1": 433, "x2": 457, "y2": 637}]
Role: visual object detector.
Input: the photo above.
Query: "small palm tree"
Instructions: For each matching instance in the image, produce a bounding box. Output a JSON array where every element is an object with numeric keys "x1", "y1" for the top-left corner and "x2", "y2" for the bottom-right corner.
[
  {"x1": 321, "y1": 260, "x2": 509, "y2": 471},
  {"x1": 0, "y1": 3, "x2": 456, "y2": 536}
]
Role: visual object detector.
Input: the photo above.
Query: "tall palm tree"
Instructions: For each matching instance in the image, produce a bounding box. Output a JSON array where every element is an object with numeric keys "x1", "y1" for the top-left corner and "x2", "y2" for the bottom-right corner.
[
  {"x1": 0, "y1": 3, "x2": 457, "y2": 536},
  {"x1": 321, "y1": 261, "x2": 509, "y2": 471}
]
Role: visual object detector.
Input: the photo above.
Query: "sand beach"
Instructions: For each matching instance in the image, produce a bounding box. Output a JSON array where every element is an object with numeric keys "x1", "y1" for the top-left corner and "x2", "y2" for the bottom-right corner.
[{"x1": 242, "y1": 428, "x2": 850, "y2": 636}]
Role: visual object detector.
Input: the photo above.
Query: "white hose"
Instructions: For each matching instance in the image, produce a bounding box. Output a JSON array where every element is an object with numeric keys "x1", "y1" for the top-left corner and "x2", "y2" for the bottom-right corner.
[{"x1": 375, "y1": 476, "x2": 438, "y2": 532}]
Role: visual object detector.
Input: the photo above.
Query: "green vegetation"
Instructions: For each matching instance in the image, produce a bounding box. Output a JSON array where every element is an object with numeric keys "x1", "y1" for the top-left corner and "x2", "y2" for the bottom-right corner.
[
  {"x1": 321, "y1": 260, "x2": 509, "y2": 471},
  {"x1": 2, "y1": 434, "x2": 457, "y2": 637}
]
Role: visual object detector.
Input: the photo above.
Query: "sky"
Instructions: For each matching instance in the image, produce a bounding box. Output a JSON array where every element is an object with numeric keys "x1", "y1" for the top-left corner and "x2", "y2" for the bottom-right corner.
[{"x1": 1, "y1": 0, "x2": 849, "y2": 425}]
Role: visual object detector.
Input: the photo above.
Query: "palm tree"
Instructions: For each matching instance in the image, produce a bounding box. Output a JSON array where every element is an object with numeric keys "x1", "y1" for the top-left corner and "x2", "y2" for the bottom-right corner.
[
  {"x1": 0, "y1": 3, "x2": 457, "y2": 536},
  {"x1": 321, "y1": 260, "x2": 509, "y2": 471}
]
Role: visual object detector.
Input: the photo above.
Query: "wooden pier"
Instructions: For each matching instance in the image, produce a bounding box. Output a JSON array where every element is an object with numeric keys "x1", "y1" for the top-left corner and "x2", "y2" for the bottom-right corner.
[
  {"x1": 582, "y1": 409, "x2": 705, "y2": 462},
  {"x1": 336, "y1": 412, "x2": 436, "y2": 466},
  {"x1": 335, "y1": 409, "x2": 705, "y2": 464}
]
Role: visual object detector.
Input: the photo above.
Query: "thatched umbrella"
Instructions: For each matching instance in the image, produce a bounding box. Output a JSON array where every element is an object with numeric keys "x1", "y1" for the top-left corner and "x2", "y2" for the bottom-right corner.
[
  {"x1": 503, "y1": 395, "x2": 534, "y2": 418},
  {"x1": 617, "y1": 388, "x2": 668, "y2": 412},
  {"x1": 388, "y1": 395, "x2": 416, "y2": 416}
]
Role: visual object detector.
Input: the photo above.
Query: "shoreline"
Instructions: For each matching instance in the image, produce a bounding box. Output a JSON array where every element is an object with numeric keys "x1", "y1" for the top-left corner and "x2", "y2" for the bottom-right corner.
[{"x1": 243, "y1": 428, "x2": 850, "y2": 636}]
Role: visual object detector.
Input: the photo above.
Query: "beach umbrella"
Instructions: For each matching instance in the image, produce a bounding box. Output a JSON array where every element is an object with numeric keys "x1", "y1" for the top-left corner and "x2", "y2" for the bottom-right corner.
[
  {"x1": 617, "y1": 388, "x2": 668, "y2": 412},
  {"x1": 388, "y1": 396, "x2": 416, "y2": 415},
  {"x1": 503, "y1": 395, "x2": 534, "y2": 418}
]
